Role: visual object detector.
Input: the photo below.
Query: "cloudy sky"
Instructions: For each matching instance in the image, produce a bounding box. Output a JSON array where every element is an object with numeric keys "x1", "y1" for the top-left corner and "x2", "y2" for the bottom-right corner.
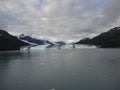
[{"x1": 0, "y1": 0, "x2": 120, "y2": 42}]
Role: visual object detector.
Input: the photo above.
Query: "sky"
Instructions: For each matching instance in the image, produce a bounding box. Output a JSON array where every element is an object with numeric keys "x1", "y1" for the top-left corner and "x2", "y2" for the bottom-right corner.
[{"x1": 0, "y1": 0, "x2": 120, "y2": 42}]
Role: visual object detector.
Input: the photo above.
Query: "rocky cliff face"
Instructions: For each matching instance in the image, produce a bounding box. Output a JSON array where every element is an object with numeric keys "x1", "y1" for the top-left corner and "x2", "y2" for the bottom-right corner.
[{"x1": 0, "y1": 30, "x2": 29, "y2": 51}]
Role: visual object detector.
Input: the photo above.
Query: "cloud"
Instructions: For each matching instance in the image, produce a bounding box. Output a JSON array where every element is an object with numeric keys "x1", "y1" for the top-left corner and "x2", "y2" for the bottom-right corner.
[
  {"x1": 0, "y1": 0, "x2": 120, "y2": 42},
  {"x1": 101, "y1": 0, "x2": 120, "y2": 25}
]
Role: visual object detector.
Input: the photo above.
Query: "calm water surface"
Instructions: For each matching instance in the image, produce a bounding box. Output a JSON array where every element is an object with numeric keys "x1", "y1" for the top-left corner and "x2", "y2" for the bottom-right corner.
[{"x1": 0, "y1": 49, "x2": 120, "y2": 90}]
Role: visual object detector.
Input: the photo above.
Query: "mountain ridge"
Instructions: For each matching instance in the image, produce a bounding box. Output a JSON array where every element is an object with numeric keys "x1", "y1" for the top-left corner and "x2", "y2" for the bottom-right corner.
[
  {"x1": 0, "y1": 30, "x2": 30, "y2": 51},
  {"x1": 75, "y1": 27, "x2": 120, "y2": 48}
]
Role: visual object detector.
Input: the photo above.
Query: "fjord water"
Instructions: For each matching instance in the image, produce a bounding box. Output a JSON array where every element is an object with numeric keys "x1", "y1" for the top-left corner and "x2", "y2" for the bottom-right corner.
[{"x1": 0, "y1": 49, "x2": 120, "y2": 90}]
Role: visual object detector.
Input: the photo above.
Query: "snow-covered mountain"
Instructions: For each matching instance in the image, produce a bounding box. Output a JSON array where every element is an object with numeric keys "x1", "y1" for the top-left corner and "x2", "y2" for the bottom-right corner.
[
  {"x1": 19, "y1": 34, "x2": 67, "y2": 46},
  {"x1": 19, "y1": 34, "x2": 54, "y2": 45}
]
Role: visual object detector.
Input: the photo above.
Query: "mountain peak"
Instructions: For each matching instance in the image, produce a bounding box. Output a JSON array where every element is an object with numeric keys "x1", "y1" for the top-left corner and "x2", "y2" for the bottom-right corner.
[
  {"x1": 0, "y1": 30, "x2": 29, "y2": 51},
  {"x1": 76, "y1": 26, "x2": 120, "y2": 48}
]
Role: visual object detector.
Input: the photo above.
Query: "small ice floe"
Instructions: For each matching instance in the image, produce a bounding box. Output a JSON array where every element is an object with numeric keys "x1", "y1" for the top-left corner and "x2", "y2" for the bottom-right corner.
[
  {"x1": 40, "y1": 62, "x2": 44, "y2": 65},
  {"x1": 50, "y1": 88, "x2": 55, "y2": 90},
  {"x1": 88, "y1": 66, "x2": 93, "y2": 70},
  {"x1": 29, "y1": 75, "x2": 33, "y2": 79},
  {"x1": 18, "y1": 81, "x2": 22, "y2": 85}
]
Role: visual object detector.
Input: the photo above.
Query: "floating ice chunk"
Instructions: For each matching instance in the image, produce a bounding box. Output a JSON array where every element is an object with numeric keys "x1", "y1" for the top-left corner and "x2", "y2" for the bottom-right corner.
[
  {"x1": 50, "y1": 88, "x2": 55, "y2": 90},
  {"x1": 40, "y1": 62, "x2": 44, "y2": 65}
]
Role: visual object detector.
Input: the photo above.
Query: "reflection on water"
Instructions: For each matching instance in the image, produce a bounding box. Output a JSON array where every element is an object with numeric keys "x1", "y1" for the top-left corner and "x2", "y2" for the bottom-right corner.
[{"x1": 0, "y1": 49, "x2": 120, "y2": 90}]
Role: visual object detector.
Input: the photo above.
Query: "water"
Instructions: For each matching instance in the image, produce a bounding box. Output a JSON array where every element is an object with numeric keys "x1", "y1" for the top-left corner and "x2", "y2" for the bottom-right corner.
[{"x1": 0, "y1": 48, "x2": 120, "y2": 90}]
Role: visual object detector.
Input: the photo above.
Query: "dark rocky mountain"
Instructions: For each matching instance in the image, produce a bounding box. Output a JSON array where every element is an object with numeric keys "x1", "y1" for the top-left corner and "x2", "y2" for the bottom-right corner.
[
  {"x1": 19, "y1": 34, "x2": 54, "y2": 45},
  {"x1": 75, "y1": 38, "x2": 92, "y2": 44},
  {"x1": 55, "y1": 41, "x2": 66, "y2": 46},
  {"x1": 0, "y1": 30, "x2": 30, "y2": 51},
  {"x1": 75, "y1": 27, "x2": 120, "y2": 48}
]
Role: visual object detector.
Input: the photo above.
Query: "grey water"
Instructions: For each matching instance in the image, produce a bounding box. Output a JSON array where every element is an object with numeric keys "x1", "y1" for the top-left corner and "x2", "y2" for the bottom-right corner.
[{"x1": 0, "y1": 48, "x2": 120, "y2": 90}]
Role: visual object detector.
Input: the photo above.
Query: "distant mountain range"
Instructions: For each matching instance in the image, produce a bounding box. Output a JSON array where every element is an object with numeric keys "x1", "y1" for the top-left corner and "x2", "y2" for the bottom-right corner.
[
  {"x1": 19, "y1": 34, "x2": 66, "y2": 46},
  {"x1": 55, "y1": 41, "x2": 66, "y2": 46},
  {"x1": 75, "y1": 27, "x2": 120, "y2": 48},
  {"x1": 19, "y1": 34, "x2": 54, "y2": 45},
  {"x1": 0, "y1": 30, "x2": 30, "y2": 51},
  {"x1": 0, "y1": 30, "x2": 66, "y2": 51},
  {"x1": 1, "y1": 26, "x2": 120, "y2": 51}
]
